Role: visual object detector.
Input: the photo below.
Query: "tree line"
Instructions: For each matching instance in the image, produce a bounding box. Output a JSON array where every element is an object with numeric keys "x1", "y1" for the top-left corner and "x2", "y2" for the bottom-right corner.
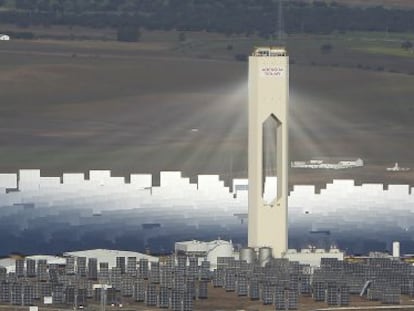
[{"x1": 0, "y1": 0, "x2": 414, "y2": 39}]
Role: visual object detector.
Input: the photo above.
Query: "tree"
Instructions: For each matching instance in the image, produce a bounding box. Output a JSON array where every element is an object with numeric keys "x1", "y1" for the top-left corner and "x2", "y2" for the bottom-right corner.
[
  {"x1": 320, "y1": 43, "x2": 333, "y2": 54},
  {"x1": 401, "y1": 41, "x2": 413, "y2": 50},
  {"x1": 117, "y1": 26, "x2": 141, "y2": 42},
  {"x1": 234, "y1": 53, "x2": 247, "y2": 62},
  {"x1": 178, "y1": 32, "x2": 187, "y2": 42}
]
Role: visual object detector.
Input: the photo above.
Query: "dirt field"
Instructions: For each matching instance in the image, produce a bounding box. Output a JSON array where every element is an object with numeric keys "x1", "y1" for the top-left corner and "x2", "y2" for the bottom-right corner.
[
  {"x1": 0, "y1": 30, "x2": 413, "y2": 187},
  {"x1": 2, "y1": 291, "x2": 414, "y2": 311}
]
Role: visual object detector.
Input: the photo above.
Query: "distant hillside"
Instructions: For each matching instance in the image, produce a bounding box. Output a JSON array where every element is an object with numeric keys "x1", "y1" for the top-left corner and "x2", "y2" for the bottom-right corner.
[
  {"x1": 0, "y1": 0, "x2": 414, "y2": 37},
  {"x1": 2, "y1": 0, "x2": 414, "y2": 11},
  {"x1": 333, "y1": 0, "x2": 414, "y2": 9}
]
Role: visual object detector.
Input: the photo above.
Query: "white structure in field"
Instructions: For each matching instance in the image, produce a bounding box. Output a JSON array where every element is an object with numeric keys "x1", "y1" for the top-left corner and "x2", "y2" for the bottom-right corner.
[
  {"x1": 248, "y1": 47, "x2": 289, "y2": 258},
  {"x1": 387, "y1": 162, "x2": 410, "y2": 172},
  {"x1": 0, "y1": 34, "x2": 10, "y2": 41},
  {"x1": 392, "y1": 241, "x2": 400, "y2": 258},
  {"x1": 291, "y1": 158, "x2": 364, "y2": 170}
]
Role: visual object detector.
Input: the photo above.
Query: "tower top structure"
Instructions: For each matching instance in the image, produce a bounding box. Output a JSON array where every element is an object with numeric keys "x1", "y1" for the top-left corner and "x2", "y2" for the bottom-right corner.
[{"x1": 252, "y1": 47, "x2": 287, "y2": 57}]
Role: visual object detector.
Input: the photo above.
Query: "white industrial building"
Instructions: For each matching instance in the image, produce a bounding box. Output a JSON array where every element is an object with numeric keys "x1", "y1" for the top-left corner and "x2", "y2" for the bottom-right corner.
[
  {"x1": 291, "y1": 158, "x2": 364, "y2": 169},
  {"x1": 0, "y1": 258, "x2": 17, "y2": 273},
  {"x1": 175, "y1": 239, "x2": 345, "y2": 268},
  {"x1": 0, "y1": 255, "x2": 65, "y2": 273},
  {"x1": 0, "y1": 250, "x2": 157, "y2": 273},
  {"x1": 284, "y1": 248, "x2": 344, "y2": 267},
  {"x1": 175, "y1": 239, "x2": 233, "y2": 268},
  {"x1": 63, "y1": 249, "x2": 158, "y2": 268}
]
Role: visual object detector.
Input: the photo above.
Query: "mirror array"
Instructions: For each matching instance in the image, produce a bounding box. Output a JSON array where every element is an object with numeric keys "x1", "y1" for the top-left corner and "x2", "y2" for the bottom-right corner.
[
  {"x1": 0, "y1": 170, "x2": 413, "y2": 254},
  {"x1": 1, "y1": 254, "x2": 413, "y2": 310}
]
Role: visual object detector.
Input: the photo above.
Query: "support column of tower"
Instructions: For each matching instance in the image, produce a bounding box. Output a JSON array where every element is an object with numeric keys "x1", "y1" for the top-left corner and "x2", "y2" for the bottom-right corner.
[{"x1": 248, "y1": 47, "x2": 289, "y2": 258}]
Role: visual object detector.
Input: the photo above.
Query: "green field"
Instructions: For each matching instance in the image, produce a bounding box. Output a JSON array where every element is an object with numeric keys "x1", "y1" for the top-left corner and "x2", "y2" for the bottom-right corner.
[
  {"x1": 0, "y1": 27, "x2": 413, "y2": 187},
  {"x1": 353, "y1": 46, "x2": 414, "y2": 58}
]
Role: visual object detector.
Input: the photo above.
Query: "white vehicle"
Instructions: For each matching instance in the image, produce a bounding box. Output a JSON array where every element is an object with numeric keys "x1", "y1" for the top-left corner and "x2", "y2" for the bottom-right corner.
[{"x1": 0, "y1": 34, "x2": 10, "y2": 41}]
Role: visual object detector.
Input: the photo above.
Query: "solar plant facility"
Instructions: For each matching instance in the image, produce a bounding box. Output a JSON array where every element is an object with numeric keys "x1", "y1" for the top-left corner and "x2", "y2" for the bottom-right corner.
[{"x1": 0, "y1": 253, "x2": 412, "y2": 310}]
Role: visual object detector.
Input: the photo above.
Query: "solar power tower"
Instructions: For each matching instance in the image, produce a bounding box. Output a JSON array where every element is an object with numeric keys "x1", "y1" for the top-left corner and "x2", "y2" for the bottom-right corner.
[{"x1": 248, "y1": 47, "x2": 289, "y2": 258}]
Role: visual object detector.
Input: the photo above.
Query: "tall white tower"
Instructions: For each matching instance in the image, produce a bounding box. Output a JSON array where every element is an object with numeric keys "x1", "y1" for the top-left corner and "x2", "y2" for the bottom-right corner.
[
  {"x1": 248, "y1": 47, "x2": 289, "y2": 258},
  {"x1": 392, "y1": 241, "x2": 400, "y2": 258}
]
